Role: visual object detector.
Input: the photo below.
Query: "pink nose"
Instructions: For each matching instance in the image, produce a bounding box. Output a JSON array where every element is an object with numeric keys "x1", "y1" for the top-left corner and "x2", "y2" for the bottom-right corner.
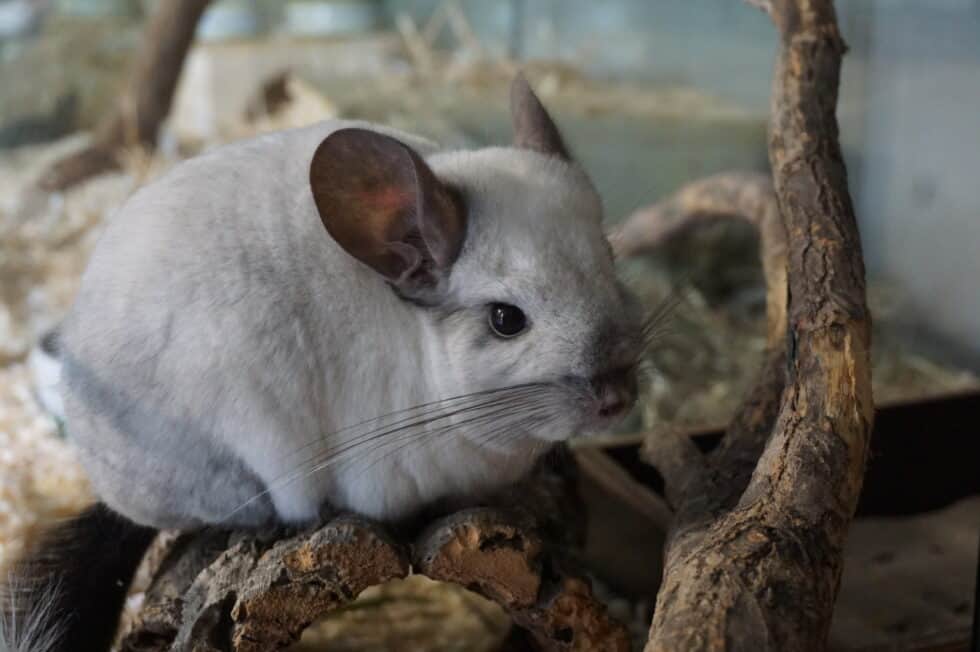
[{"x1": 591, "y1": 368, "x2": 638, "y2": 419}]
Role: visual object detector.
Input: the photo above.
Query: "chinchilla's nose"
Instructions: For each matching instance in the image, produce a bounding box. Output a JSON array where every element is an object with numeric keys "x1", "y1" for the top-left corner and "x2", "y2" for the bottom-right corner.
[{"x1": 590, "y1": 366, "x2": 638, "y2": 419}]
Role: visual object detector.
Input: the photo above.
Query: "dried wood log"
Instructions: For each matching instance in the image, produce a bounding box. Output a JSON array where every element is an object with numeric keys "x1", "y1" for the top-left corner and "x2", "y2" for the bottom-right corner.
[
  {"x1": 416, "y1": 509, "x2": 629, "y2": 652},
  {"x1": 118, "y1": 518, "x2": 408, "y2": 652},
  {"x1": 638, "y1": 1, "x2": 875, "y2": 650},
  {"x1": 37, "y1": 0, "x2": 213, "y2": 192},
  {"x1": 121, "y1": 452, "x2": 629, "y2": 651}
]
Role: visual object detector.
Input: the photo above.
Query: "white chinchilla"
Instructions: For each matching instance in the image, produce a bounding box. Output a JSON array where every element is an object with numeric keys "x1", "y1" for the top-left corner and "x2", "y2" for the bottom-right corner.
[{"x1": 59, "y1": 74, "x2": 643, "y2": 530}]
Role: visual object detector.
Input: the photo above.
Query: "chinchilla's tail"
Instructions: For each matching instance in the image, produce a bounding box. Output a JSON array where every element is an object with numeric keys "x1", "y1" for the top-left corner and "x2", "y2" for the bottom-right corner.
[
  {"x1": 27, "y1": 327, "x2": 64, "y2": 425},
  {"x1": 1, "y1": 504, "x2": 157, "y2": 652}
]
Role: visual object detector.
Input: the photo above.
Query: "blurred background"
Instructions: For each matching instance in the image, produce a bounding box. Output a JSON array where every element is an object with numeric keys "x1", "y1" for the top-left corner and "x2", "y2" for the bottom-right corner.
[{"x1": 0, "y1": 1, "x2": 978, "y2": 650}]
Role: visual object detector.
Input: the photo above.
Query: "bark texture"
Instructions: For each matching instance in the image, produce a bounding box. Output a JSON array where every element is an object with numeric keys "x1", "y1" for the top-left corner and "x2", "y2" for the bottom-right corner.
[
  {"x1": 38, "y1": 0, "x2": 213, "y2": 192},
  {"x1": 637, "y1": 1, "x2": 874, "y2": 650},
  {"x1": 121, "y1": 453, "x2": 629, "y2": 652}
]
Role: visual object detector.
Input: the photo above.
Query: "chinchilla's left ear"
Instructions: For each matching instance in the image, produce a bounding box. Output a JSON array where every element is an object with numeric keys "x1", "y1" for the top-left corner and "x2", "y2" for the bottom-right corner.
[
  {"x1": 309, "y1": 128, "x2": 466, "y2": 300},
  {"x1": 510, "y1": 72, "x2": 571, "y2": 161}
]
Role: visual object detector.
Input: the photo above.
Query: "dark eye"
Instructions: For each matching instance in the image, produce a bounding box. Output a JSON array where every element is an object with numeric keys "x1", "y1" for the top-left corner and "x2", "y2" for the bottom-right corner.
[{"x1": 488, "y1": 303, "x2": 527, "y2": 338}]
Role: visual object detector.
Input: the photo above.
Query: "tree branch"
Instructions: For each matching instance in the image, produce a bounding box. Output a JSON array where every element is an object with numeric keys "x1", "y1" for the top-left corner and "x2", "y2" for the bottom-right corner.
[
  {"x1": 613, "y1": 171, "x2": 787, "y2": 346},
  {"x1": 640, "y1": 429, "x2": 709, "y2": 512},
  {"x1": 37, "y1": 0, "x2": 213, "y2": 192},
  {"x1": 639, "y1": 1, "x2": 874, "y2": 649}
]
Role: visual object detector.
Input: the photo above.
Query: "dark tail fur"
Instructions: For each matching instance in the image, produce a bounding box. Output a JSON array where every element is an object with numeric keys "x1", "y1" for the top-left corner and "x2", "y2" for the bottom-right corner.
[{"x1": 1, "y1": 503, "x2": 157, "y2": 652}]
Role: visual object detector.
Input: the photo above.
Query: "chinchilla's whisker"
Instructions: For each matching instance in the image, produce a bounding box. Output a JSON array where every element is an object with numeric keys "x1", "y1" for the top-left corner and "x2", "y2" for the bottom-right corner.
[
  {"x1": 472, "y1": 417, "x2": 560, "y2": 462},
  {"x1": 337, "y1": 390, "x2": 562, "y2": 476},
  {"x1": 641, "y1": 324, "x2": 675, "y2": 351},
  {"x1": 464, "y1": 397, "x2": 564, "y2": 451},
  {"x1": 308, "y1": 385, "x2": 551, "y2": 471},
  {"x1": 222, "y1": 395, "x2": 513, "y2": 521},
  {"x1": 277, "y1": 383, "x2": 551, "y2": 465},
  {"x1": 351, "y1": 406, "x2": 524, "y2": 476},
  {"x1": 642, "y1": 295, "x2": 681, "y2": 335},
  {"x1": 284, "y1": 387, "x2": 551, "y2": 483},
  {"x1": 475, "y1": 412, "x2": 552, "y2": 450},
  {"x1": 337, "y1": 400, "x2": 531, "y2": 471},
  {"x1": 288, "y1": 390, "x2": 542, "y2": 478},
  {"x1": 332, "y1": 384, "x2": 566, "y2": 478},
  {"x1": 222, "y1": 385, "x2": 554, "y2": 522},
  {"x1": 637, "y1": 289, "x2": 685, "y2": 357}
]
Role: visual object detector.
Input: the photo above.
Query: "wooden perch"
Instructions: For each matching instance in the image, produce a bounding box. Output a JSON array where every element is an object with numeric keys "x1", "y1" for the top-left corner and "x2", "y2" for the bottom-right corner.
[
  {"x1": 37, "y1": 0, "x2": 213, "y2": 192},
  {"x1": 635, "y1": 1, "x2": 874, "y2": 650},
  {"x1": 120, "y1": 452, "x2": 630, "y2": 652}
]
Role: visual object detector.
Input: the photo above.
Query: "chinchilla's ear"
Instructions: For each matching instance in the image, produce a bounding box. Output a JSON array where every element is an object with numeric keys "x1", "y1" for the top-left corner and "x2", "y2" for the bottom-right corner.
[
  {"x1": 510, "y1": 72, "x2": 570, "y2": 161},
  {"x1": 310, "y1": 128, "x2": 466, "y2": 298}
]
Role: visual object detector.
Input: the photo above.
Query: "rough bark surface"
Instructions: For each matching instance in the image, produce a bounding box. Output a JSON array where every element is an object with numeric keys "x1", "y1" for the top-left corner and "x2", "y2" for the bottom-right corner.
[
  {"x1": 639, "y1": 1, "x2": 875, "y2": 650},
  {"x1": 38, "y1": 0, "x2": 213, "y2": 191},
  {"x1": 121, "y1": 453, "x2": 629, "y2": 652}
]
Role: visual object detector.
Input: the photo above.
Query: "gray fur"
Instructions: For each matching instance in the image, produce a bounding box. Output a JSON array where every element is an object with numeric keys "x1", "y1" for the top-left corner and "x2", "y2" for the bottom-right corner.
[{"x1": 61, "y1": 100, "x2": 641, "y2": 530}]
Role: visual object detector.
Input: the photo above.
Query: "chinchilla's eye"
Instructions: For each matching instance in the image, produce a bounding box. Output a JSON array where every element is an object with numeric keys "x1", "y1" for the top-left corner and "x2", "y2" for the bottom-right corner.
[{"x1": 488, "y1": 303, "x2": 527, "y2": 338}]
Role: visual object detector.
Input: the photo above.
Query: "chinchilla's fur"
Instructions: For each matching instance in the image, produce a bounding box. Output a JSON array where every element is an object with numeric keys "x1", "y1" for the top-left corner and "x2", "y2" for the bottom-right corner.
[{"x1": 4, "y1": 75, "x2": 643, "y2": 652}]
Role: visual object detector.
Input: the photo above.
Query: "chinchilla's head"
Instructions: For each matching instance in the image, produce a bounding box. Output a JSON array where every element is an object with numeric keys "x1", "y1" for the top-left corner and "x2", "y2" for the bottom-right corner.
[{"x1": 309, "y1": 74, "x2": 642, "y2": 446}]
